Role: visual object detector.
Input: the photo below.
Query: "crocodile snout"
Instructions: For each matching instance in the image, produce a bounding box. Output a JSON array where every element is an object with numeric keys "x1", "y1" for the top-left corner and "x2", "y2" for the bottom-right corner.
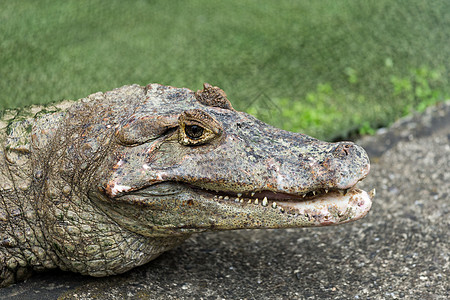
[{"x1": 331, "y1": 141, "x2": 370, "y2": 189}]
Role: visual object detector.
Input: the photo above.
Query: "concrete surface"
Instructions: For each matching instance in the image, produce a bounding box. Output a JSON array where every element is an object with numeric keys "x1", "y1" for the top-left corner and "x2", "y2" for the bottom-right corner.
[{"x1": 0, "y1": 101, "x2": 448, "y2": 300}]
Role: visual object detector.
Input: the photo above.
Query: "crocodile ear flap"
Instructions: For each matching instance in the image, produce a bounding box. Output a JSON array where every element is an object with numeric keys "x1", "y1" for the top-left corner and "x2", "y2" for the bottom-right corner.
[{"x1": 115, "y1": 114, "x2": 178, "y2": 146}]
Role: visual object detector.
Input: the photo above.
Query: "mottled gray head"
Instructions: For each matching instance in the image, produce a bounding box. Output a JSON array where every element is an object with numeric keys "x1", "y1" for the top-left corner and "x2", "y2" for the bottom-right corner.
[{"x1": 89, "y1": 83, "x2": 373, "y2": 237}]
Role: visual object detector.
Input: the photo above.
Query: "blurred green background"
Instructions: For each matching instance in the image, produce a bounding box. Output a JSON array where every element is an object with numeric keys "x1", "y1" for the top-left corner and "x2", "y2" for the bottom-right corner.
[{"x1": 1, "y1": 0, "x2": 448, "y2": 140}]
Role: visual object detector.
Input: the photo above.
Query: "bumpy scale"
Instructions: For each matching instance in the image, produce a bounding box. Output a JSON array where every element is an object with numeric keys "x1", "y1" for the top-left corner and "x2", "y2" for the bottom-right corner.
[{"x1": 0, "y1": 83, "x2": 374, "y2": 287}]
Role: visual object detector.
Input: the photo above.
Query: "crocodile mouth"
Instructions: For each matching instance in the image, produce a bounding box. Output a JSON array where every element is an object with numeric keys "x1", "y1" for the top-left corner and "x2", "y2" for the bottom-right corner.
[
  {"x1": 112, "y1": 182, "x2": 374, "y2": 226},
  {"x1": 191, "y1": 185, "x2": 375, "y2": 225}
]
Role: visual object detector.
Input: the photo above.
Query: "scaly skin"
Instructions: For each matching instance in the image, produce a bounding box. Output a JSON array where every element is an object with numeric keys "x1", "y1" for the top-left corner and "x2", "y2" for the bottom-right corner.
[{"x1": 0, "y1": 83, "x2": 373, "y2": 287}]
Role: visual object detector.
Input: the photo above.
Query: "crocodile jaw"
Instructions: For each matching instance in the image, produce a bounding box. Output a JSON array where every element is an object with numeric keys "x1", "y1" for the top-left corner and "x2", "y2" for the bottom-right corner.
[
  {"x1": 274, "y1": 188, "x2": 373, "y2": 225},
  {"x1": 93, "y1": 183, "x2": 374, "y2": 237},
  {"x1": 200, "y1": 186, "x2": 374, "y2": 227}
]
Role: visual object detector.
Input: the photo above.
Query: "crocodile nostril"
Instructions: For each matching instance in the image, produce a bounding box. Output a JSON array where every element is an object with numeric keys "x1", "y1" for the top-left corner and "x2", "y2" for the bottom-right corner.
[
  {"x1": 343, "y1": 144, "x2": 351, "y2": 155},
  {"x1": 333, "y1": 143, "x2": 354, "y2": 158}
]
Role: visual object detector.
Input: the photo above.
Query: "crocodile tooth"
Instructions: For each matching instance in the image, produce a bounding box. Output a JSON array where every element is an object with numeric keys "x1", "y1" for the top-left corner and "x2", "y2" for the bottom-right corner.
[
  {"x1": 251, "y1": 192, "x2": 255, "y2": 197},
  {"x1": 302, "y1": 194, "x2": 307, "y2": 198},
  {"x1": 262, "y1": 197, "x2": 268, "y2": 206},
  {"x1": 254, "y1": 198, "x2": 259, "y2": 205},
  {"x1": 312, "y1": 191, "x2": 316, "y2": 196},
  {"x1": 240, "y1": 199, "x2": 244, "y2": 203},
  {"x1": 248, "y1": 199, "x2": 252, "y2": 204},
  {"x1": 235, "y1": 198, "x2": 240, "y2": 202},
  {"x1": 339, "y1": 190, "x2": 345, "y2": 195},
  {"x1": 224, "y1": 196, "x2": 229, "y2": 200},
  {"x1": 325, "y1": 189, "x2": 328, "y2": 193},
  {"x1": 237, "y1": 193, "x2": 242, "y2": 197},
  {"x1": 272, "y1": 202, "x2": 277, "y2": 208},
  {"x1": 279, "y1": 207, "x2": 285, "y2": 213},
  {"x1": 219, "y1": 196, "x2": 223, "y2": 199}
]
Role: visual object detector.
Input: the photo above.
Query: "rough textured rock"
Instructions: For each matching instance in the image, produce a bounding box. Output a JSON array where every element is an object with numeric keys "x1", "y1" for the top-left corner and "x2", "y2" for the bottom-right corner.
[{"x1": 0, "y1": 100, "x2": 448, "y2": 300}]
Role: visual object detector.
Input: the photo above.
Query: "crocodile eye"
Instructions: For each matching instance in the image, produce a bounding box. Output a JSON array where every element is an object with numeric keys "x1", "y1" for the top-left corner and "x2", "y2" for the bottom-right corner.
[
  {"x1": 179, "y1": 121, "x2": 215, "y2": 146},
  {"x1": 178, "y1": 109, "x2": 222, "y2": 146},
  {"x1": 185, "y1": 125, "x2": 204, "y2": 140}
]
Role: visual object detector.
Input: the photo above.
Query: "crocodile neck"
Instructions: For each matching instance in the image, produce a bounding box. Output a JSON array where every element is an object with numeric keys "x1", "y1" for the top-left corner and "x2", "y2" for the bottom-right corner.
[
  {"x1": 0, "y1": 102, "x2": 188, "y2": 286},
  {"x1": 0, "y1": 106, "x2": 57, "y2": 285}
]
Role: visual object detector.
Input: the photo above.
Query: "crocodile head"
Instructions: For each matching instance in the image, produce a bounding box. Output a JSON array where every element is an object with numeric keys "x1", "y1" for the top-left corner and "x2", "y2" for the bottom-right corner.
[{"x1": 91, "y1": 83, "x2": 373, "y2": 237}]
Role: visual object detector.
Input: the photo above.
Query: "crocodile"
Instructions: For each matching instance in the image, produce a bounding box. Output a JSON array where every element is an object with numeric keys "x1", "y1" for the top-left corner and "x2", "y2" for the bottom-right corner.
[{"x1": 0, "y1": 83, "x2": 373, "y2": 287}]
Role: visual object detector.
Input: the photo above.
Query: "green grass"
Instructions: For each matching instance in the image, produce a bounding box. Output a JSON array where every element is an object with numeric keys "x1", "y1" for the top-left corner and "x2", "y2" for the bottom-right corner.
[{"x1": 1, "y1": 0, "x2": 449, "y2": 140}]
